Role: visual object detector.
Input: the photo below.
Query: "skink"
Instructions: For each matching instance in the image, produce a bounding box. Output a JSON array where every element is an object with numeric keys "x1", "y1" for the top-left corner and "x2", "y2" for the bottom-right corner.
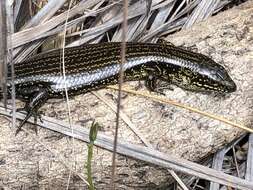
[{"x1": 6, "y1": 41, "x2": 236, "y2": 134}]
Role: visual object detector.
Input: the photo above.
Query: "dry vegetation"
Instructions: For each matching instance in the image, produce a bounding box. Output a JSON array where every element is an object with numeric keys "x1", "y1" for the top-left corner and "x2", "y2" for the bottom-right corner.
[{"x1": 0, "y1": 0, "x2": 252, "y2": 189}]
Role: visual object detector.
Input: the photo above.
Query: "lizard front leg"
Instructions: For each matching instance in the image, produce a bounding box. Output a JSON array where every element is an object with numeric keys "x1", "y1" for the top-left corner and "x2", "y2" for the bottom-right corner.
[{"x1": 145, "y1": 74, "x2": 173, "y2": 95}]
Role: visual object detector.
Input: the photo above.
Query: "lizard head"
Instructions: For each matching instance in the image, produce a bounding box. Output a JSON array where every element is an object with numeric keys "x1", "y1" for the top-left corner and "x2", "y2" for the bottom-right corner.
[{"x1": 164, "y1": 57, "x2": 237, "y2": 94}]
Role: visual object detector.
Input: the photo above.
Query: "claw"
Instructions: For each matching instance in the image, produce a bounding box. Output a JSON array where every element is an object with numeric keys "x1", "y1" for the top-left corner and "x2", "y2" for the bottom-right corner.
[{"x1": 32, "y1": 111, "x2": 43, "y2": 135}]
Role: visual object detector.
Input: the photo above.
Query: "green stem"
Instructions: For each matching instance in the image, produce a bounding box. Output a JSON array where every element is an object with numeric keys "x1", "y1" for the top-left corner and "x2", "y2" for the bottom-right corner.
[{"x1": 86, "y1": 121, "x2": 99, "y2": 190}]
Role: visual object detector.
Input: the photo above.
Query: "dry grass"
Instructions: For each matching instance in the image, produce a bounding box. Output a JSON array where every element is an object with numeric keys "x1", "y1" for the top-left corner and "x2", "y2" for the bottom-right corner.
[
  {"x1": 1, "y1": 0, "x2": 252, "y2": 189},
  {"x1": 12, "y1": 0, "x2": 240, "y2": 61}
]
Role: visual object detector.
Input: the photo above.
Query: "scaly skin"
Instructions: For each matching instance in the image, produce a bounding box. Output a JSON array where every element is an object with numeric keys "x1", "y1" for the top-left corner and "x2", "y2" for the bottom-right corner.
[{"x1": 7, "y1": 41, "x2": 236, "y2": 134}]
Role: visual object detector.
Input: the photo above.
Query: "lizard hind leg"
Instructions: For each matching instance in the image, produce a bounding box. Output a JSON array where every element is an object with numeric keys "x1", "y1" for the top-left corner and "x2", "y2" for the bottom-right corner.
[{"x1": 15, "y1": 88, "x2": 49, "y2": 136}]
